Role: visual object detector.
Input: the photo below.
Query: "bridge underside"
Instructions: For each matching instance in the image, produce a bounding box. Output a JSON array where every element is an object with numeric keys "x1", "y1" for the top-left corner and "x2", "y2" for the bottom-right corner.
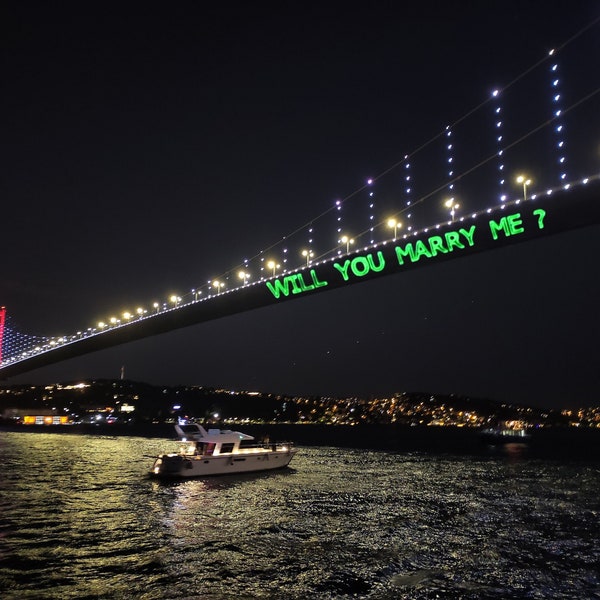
[{"x1": 2, "y1": 181, "x2": 599, "y2": 379}]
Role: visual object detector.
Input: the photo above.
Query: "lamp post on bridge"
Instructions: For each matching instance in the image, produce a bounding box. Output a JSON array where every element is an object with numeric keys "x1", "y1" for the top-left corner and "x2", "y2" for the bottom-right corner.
[
  {"x1": 516, "y1": 175, "x2": 532, "y2": 201},
  {"x1": 267, "y1": 260, "x2": 280, "y2": 278},
  {"x1": 387, "y1": 218, "x2": 402, "y2": 240},
  {"x1": 238, "y1": 270, "x2": 250, "y2": 286},
  {"x1": 340, "y1": 235, "x2": 354, "y2": 254},
  {"x1": 444, "y1": 198, "x2": 460, "y2": 223},
  {"x1": 301, "y1": 249, "x2": 313, "y2": 267}
]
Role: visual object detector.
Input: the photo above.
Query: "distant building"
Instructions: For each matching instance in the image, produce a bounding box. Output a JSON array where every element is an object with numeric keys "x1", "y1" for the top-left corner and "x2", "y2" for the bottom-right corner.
[{"x1": 2, "y1": 407, "x2": 71, "y2": 425}]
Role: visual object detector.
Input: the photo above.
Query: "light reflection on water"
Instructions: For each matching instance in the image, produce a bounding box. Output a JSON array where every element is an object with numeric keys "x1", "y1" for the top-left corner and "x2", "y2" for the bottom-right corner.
[{"x1": 0, "y1": 431, "x2": 599, "y2": 599}]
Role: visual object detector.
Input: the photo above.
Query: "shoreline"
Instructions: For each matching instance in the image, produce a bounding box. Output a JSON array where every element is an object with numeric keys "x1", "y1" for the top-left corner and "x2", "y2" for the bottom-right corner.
[{"x1": 2, "y1": 422, "x2": 600, "y2": 460}]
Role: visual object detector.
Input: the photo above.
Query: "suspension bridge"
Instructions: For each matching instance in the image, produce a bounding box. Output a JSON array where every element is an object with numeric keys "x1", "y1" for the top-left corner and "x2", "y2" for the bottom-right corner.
[{"x1": 2, "y1": 28, "x2": 600, "y2": 380}]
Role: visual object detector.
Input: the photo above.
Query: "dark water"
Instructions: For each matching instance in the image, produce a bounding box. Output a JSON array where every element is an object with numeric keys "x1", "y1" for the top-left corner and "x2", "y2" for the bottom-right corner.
[{"x1": 1, "y1": 430, "x2": 599, "y2": 599}]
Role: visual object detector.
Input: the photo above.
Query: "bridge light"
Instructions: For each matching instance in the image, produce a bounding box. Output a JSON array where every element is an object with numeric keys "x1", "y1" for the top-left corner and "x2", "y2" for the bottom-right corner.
[
  {"x1": 301, "y1": 249, "x2": 313, "y2": 266},
  {"x1": 110, "y1": 317, "x2": 118, "y2": 325},
  {"x1": 516, "y1": 175, "x2": 532, "y2": 201},
  {"x1": 136, "y1": 307, "x2": 144, "y2": 316},
  {"x1": 339, "y1": 235, "x2": 354, "y2": 254},
  {"x1": 387, "y1": 218, "x2": 402, "y2": 240},
  {"x1": 169, "y1": 295, "x2": 181, "y2": 307},
  {"x1": 98, "y1": 321, "x2": 106, "y2": 329},
  {"x1": 238, "y1": 270, "x2": 250, "y2": 285},
  {"x1": 123, "y1": 312, "x2": 132, "y2": 320},
  {"x1": 266, "y1": 261, "x2": 280, "y2": 277},
  {"x1": 212, "y1": 280, "x2": 224, "y2": 294},
  {"x1": 444, "y1": 198, "x2": 460, "y2": 223},
  {"x1": 153, "y1": 302, "x2": 160, "y2": 312}
]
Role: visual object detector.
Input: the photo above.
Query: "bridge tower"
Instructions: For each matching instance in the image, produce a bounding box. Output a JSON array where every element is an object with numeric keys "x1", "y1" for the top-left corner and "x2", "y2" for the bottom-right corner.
[{"x1": 0, "y1": 307, "x2": 5, "y2": 365}]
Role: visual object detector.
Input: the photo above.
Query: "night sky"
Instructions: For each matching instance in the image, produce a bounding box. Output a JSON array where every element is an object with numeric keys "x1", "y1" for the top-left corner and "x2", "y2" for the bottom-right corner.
[{"x1": 2, "y1": 1, "x2": 600, "y2": 408}]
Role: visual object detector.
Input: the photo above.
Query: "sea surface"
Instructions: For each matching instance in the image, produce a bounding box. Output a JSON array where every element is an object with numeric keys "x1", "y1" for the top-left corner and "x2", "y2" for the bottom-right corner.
[{"x1": 0, "y1": 428, "x2": 599, "y2": 599}]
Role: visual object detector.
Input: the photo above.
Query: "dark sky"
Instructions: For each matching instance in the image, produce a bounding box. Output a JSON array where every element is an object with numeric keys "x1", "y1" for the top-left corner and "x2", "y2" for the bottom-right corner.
[{"x1": 2, "y1": 1, "x2": 600, "y2": 408}]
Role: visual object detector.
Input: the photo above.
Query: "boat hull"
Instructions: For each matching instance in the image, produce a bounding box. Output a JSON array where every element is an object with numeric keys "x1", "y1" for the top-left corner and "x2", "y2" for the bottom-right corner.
[{"x1": 151, "y1": 449, "x2": 296, "y2": 478}]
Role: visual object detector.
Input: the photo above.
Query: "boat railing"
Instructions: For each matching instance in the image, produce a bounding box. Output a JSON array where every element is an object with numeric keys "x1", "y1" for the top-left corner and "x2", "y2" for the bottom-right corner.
[{"x1": 246, "y1": 441, "x2": 295, "y2": 451}]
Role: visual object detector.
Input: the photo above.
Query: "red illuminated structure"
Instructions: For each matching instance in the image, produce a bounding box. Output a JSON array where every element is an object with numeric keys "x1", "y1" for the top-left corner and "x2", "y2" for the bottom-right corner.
[{"x1": 0, "y1": 306, "x2": 5, "y2": 365}]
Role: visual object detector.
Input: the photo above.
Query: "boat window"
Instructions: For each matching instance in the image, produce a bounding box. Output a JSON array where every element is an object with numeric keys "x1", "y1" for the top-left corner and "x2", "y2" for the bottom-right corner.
[{"x1": 220, "y1": 443, "x2": 235, "y2": 454}]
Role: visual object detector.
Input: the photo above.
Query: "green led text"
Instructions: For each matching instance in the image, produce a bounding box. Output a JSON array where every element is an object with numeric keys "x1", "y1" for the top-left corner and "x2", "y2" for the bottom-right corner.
[
  {"x1": 333, "y1": 251, "x2": 386, "y2": 282},
  {"x1": 264, "y1": 208, "x2": 551, "y2": 300},
  {"x1": 266, "y1": 269, "x2": 328, "y2": 299},
  {"x1": 488, "y1": 213, "x2": 524, "y2": 240},
  {"x1": 394, "y1": 225, "x2": 476, "y2": 265}
]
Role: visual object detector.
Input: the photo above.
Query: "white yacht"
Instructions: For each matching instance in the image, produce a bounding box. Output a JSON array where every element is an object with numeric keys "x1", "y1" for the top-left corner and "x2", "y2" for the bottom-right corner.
[{"x1": 150, "y1": 423, "x2": 297, "y2": 478}]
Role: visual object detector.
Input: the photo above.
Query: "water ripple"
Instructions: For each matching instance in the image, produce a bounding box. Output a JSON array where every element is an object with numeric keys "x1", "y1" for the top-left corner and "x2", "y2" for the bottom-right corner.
[{"x1": 1, "y1": 433, "x2": 599, "y2": 598}]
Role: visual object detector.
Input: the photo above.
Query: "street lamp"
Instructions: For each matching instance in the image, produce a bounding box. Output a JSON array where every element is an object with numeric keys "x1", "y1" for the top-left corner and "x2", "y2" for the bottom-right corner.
[
  {"x1": 238, "y1": 270, "x2": 250, "y2": 285},
  {"x1": 267, "y1": 260, "x2": 280, "y2": 277},
  {"x1": 516, "y1": 175, "x2": 532, "y2": 201},
  {"x1": 169, "y1": 295, "x2": 181, "y2": 307},
  {"x1": 444, "y1": 198, "x2": 460, "y2": 222},
  {"x1": 301, "y1": 249, "x2": 314, "y2": 266},
  {"x1": 387, "y1": 218, "x2": 402, "y2": 239},
  {"x1": 153, "y1": 302, "x2": 160, "y2": 313},
  {"x1": 212, "y1": 280, "x2": 224, "y2": 294},
  {"x1": 340, "y1": 235, "x2": 354, "y2": 253}
]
